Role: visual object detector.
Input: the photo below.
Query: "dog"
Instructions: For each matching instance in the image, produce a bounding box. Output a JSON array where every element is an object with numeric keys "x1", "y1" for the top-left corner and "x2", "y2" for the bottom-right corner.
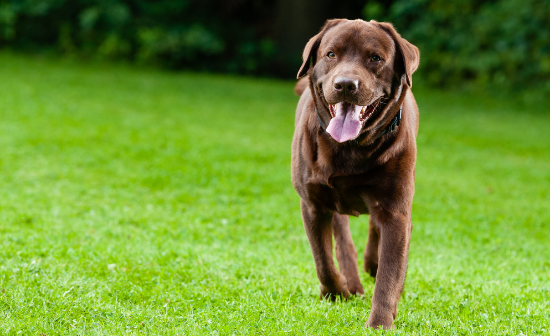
[{"x1": 291, "y1": 19, "x2": 419, "y2": 329}]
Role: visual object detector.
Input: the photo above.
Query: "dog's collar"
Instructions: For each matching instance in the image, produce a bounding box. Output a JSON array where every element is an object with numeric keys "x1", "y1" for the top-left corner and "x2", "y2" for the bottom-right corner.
[
  {"x1": 315, "y1": 106, "x2": 328, "y2": 130},
  {"x1": 377, "y1": 106, "x2": 402, "y2": 138},
  {"x1": 314, "y1": 105, "x2": 402, "y2": 138}
]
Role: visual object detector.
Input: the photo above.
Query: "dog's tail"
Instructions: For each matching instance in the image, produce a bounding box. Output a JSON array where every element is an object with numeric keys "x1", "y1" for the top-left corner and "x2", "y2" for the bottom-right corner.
[{"x1": 294, "y1": 76, "x2": 309, "y2": 96}]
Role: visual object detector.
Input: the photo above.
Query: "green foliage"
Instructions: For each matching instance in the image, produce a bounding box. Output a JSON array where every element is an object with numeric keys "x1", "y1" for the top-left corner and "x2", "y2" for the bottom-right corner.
[
  {"x1": 1, "y1": 52, "x2": 550, "y2": 334},
  {"x1": 1, "y1": 0, "x2": 549, "y2": 88},
  {"x1": 0, "y1": 0, "x2": 277, "y2": 74},
  {"x1": 365, "y1": 0, "x2": 550, "y2": 91}
]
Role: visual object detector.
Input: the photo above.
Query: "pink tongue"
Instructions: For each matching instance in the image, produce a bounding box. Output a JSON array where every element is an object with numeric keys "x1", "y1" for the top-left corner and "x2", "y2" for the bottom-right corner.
[{"x1": 326, "y1": 102, "x2": 363, "y2": 143}]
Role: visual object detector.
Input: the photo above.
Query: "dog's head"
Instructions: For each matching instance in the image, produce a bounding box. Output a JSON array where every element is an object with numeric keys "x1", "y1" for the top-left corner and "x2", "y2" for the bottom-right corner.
[{"x1": 298, "y1": 19, "x2": 419, "y2": 143}]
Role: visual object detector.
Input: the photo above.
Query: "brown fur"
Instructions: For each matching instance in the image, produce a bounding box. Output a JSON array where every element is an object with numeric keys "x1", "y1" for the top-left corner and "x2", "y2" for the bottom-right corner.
[
  {"x1": 294, "y1": 76, "x2": 309, "y2": 96},
  {"x1": 291, "y1": 19, "x2": 420, "y2": 329}
]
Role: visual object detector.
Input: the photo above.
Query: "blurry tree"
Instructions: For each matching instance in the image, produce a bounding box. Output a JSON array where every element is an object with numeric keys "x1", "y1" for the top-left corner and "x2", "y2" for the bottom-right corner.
[
  {"x1": 367, "y1": 0, "x2": 550, "y2": 91},
  {"x1": 0, "y1": 0, "x2": 280, "y2": 74},
  {"x1": 0, "y1": 0, "x2": 548, "y2": 91}
]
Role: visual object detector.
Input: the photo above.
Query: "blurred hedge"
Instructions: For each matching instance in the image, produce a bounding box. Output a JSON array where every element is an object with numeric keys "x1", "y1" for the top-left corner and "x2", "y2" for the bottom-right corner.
[
  {"x1": 367, "y1": 0, "x2": 550, "y2": 91},
  {"x1": 0, "y1": 0, "x2": 278, "y2": 75},
  {"x1": 0, "y1": 0, "x2": 549, "y2": 91}
]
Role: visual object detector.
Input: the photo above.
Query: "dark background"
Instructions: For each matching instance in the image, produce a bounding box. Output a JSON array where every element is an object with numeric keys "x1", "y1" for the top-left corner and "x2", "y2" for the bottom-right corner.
[{"x1": 1, "y1": 0, "x2": 549, "y2": 91}]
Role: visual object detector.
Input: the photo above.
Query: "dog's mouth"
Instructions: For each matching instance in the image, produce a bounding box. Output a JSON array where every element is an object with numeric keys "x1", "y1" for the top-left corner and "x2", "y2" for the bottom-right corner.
[
  {"x1": 325, "y1": 100, "x2": 381, "y2": 143},
  {"x1": 316, "y1": 85, "x2": 382, "y2": 143}
]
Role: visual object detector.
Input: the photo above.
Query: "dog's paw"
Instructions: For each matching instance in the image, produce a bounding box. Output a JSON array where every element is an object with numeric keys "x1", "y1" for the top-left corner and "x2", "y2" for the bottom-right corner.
[
  {"x1": 365, "y1": 310, "x2": 394, "y2": 330},
  {"x1": 319, "y1": 282, "x2": 350, "y2": 301},
  {"x1": 346, "y1": 280, "x2": 364, "y2": 296}
]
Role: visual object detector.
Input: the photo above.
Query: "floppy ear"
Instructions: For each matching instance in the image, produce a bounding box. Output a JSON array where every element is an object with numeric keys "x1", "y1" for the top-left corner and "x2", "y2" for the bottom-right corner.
[
  {"x1": 297, "y1": 19, "x2": 346, "y2": 79},
  {"x1": 375, "y1": 21, "x2": 420, "y2": 87}
]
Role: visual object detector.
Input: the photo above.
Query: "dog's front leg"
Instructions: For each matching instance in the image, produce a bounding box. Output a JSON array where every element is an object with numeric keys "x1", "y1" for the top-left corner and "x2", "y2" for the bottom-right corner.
[
  {"x1": 366, "y1": 209, "x2": 412, "y2": 329},
  {"x1": 300, "y1": 199, "x2": 350, "y2": 300}
]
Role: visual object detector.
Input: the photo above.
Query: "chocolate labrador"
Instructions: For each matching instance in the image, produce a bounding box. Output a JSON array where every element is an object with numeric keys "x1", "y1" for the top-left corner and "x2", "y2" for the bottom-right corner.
[{"x1": 291, "y1": 19, "x2": 419, "y2": 329}]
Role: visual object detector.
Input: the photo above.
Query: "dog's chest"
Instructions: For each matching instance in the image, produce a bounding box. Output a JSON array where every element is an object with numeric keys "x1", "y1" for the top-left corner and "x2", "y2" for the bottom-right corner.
[{"x1": 307, "y1": 175, "x2": 371, "y2": 216}]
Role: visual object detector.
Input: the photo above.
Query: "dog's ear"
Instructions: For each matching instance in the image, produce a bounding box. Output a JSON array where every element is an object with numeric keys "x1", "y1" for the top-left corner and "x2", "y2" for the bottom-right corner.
[
  {"x1": 375, "y1": 21, "x2": 419, "y2": 87},
  {"x1": 297, "y1": 19, "x2": 346, "y2": 79}
]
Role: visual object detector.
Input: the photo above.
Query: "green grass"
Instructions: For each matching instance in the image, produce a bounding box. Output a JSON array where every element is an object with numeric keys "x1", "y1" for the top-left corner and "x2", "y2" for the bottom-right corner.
[{"x1": 0, "y1": 51, "x2": 549, "y2": 335}]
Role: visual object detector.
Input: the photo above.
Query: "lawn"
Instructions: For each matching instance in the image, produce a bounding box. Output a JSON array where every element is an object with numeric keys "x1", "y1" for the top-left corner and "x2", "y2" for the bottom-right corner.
[{"x1": 0, "y1": 52, "x2": 549, "y2": 335}]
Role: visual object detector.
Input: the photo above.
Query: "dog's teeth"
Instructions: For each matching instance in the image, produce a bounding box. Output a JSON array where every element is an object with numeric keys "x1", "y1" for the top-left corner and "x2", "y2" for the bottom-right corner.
[{"x1": 332, "y1": 105, "x2": 337, "y2": 117}]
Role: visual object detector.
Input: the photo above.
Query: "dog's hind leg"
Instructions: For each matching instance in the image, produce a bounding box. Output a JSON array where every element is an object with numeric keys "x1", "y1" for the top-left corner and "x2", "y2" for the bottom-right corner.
[
  {"x1": 332, "y1": 213, "x2": 364, "y2": 295},
  {"x1": 300, "y1": 200, "x2": 350, "y2": 300},
  {"x1": 364, "y1": 216, "x2": 380, "y2": 277}
]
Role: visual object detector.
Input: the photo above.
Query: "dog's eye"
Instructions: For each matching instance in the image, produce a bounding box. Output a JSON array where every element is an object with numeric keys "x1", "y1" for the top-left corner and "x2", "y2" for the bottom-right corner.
[
  {"x1": 327, "y1": 51, "x2": 336, "y2": 59},
  {"x1": 371, "y1": 55, "x2": 381, "y2": 62}
]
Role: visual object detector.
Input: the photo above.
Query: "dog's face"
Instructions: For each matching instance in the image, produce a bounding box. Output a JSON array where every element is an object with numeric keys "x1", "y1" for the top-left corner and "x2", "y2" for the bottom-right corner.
[{"x1": 298, "y1": 19, "x2": 419, "y2": 143}]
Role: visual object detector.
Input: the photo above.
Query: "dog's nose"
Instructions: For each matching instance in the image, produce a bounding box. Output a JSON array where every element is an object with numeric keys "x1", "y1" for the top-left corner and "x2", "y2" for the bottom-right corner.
[{"x1": 333, "y1": 77, "x2": 358, "y2": 95}]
